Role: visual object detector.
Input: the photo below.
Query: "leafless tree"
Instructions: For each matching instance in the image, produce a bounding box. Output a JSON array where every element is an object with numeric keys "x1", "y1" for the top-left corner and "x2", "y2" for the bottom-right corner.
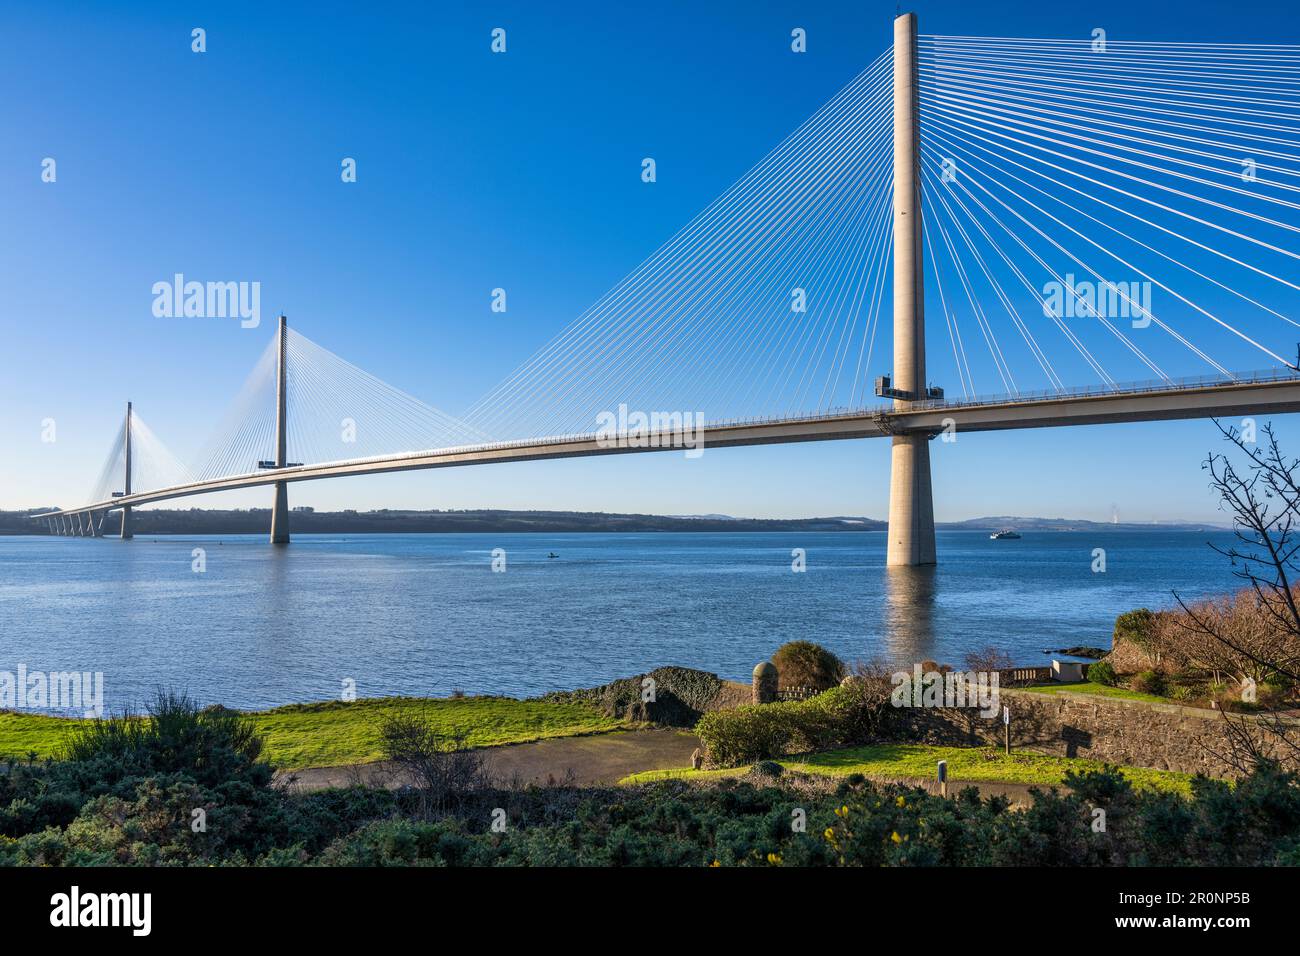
[
  {"x1": 378, "y1": 712, "x2": 490, "y2": 817},
  {"x1": 1177, "y1": 421, "x2": 1300, "y2": 771}
]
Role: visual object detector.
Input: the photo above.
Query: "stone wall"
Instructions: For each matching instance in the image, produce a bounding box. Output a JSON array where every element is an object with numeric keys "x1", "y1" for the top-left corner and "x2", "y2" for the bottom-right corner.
[{"x1": 896, "y1": 687, "x2": 1300, "y2": 779}]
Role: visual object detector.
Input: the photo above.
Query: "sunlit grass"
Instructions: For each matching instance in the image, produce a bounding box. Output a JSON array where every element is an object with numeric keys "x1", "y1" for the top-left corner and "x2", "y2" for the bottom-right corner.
[
  {"x1": 1, "y1": 697, "x2": 626, "y2": 770},
  {"x1": 1017, "y1": 682, "x2": 1173, "y2": 704},
  {"x1": 619, "y1": 743, "x2": 1197, "y2": 794}
]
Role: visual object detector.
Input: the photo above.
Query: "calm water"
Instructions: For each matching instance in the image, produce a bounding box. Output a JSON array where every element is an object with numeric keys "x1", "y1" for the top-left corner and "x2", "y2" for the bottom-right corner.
[{"x1": 0, "y1": 531, "x2": 1241, "y2": 714}]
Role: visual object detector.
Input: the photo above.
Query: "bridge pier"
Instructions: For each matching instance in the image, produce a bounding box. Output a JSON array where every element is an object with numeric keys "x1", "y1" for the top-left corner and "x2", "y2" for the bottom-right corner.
[
  {"x1": 269, "y1": 314, "x2": 290, "y2": 545},
  {"x1": 120, "y1": 401, "x2": 133, "y2": 539},
  {"x1": 885, "y1": 11, "x2": 937, "y2": 567}
]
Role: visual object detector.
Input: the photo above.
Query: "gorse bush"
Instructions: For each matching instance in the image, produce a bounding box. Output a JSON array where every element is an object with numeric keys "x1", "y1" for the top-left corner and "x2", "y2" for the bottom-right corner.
[
  {"x1": 314, "y1": 763, "x2": 1300, "y2": 868},
  {"x1": 771, "y1": 641, "x2": 846, "y2": 691},
  {"x1": 62, "y1": 691, "x2": 265, "y2": 787}
]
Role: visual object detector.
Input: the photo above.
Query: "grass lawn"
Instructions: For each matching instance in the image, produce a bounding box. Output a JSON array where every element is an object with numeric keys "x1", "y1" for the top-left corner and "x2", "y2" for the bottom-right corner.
[
  {"x1": 1017, "y1": 682, "x2": 1175, "y2": 705},
  {"x1": 619, "y1": 743, "x2": 1198, "y2": 794},
  {"x1": 0, "y1": 697, "x2": 626, "y2": 770}
]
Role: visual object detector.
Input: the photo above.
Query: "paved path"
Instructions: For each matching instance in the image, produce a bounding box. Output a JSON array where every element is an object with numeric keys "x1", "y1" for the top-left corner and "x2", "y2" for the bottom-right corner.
[
  {"x1": 277, "y1": 729, "x2": 701, "y2": 792},
  {"x1": 277, "y1": 730, "x2": 1045, "y2": 805}
]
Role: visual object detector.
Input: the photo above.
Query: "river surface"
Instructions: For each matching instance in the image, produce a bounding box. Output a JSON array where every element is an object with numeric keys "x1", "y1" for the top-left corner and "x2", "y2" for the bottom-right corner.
[{"x1": 0, "y1": 530, "x2": 1242, "y2": 714}]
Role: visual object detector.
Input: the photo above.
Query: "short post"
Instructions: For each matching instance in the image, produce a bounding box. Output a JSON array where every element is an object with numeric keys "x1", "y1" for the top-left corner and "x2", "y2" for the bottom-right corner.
[
  {"x1": 1002, "y1": 704, "x2": 1011, "y2": 755},
  {"x1": 752, "y1": 661, "x2": 778, "y2": 704},
  {"x1": 937, "y1": 759, "x2": 948, "y2": 798}
]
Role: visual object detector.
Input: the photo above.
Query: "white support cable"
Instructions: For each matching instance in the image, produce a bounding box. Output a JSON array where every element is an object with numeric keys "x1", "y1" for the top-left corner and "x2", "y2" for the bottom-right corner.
[
  {"x1": 923, "y1": 82, "x2": 1300, "y2": 185},
  {"x1": 483, "y1": 66, "x2": 899, "y2": 437},
  {"x1": 922, "y1": 81, "x2": 1300, "y2": 209},
  {"x1": 921, "y1": 164, "x2": 1066, "y2": 388},
  {"x1": 921, "y1": 115, "x2": 1279, "y2": 371},
  {"x1": 923, "y1": 158, "x2": 1127, "y2": 385},
  {"x1": 920, "y1": 75, "x2": 1300, "y2": 169},
  {"x1": 461, "y1": 52, "x2": 893, "y2": 432},
  {"x1": 520, "y1": 91, "x2": 894, "y2": 434},
  {"x1": 922, "y1": 47, "x2": 1300, "y2": 99},
  {"x1": 480, "y1": 83, "x2": 894, "y2": 437},
  {"x1": 922, "y1": 221, "x2": 974, "y2": 400},
  {"x1": 919, "y1": 99, "x2": 1300, "y2": 270},
  {"x1": 916, "y1": 63, "x2": 1300, "y2": 137},
  {"x1": 924, "y1": 175, "x2": 1017, "y2": 393},
  {"x1": 918, "y1": 107, "x2": 1300, "y2": 331}
]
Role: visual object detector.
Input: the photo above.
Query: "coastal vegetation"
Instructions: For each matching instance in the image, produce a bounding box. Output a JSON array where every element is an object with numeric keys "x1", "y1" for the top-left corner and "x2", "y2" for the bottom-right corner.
[
  {"x1": 3, "y1": 692, "x2": 1296, "y2": 867},
  {"x1": 0, "y1": 696, "x2": 624, "y2": 770}
]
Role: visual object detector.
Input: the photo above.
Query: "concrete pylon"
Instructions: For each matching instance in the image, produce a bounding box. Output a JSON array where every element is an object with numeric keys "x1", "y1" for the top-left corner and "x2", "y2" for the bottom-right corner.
[
  {"x1": 886, "y1": 12, "x2": 937, "y2": 567},
  {"x1": 270, "y1": 314, "x2": 291, "y2": 545},
  {"x1": 120, "y1": 401, "x2": 134, "y2": 539}
]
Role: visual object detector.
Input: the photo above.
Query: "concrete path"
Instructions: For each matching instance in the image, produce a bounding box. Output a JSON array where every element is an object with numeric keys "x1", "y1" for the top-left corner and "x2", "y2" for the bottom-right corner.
[
  {"x1": 277, "y1": 728, "x2": 701, "y2": 792},
  {"x1": 277, "y1": 729, "x2": 1046, "y2": 806}
]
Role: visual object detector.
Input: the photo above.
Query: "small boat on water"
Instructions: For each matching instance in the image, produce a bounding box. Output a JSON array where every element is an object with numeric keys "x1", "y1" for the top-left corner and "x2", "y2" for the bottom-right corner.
[
  {"x1": 547, "y1": 552, "x2": 559, "y2": 559},
  {"x1": 989, "y1": 529, "x2": 1021, "y2": 540}
]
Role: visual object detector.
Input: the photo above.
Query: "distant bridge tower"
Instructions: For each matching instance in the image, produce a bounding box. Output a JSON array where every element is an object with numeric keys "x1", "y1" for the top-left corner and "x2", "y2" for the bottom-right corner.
[
  {"x1": 270, "y1": 313, "x2": 291, "y2": 545},
  {"x1": 886, "y1": 11, "x2": 937, "y2": 566},
  {"x1": 120, "y1": 401, "x2": 134, "y2": 539}
]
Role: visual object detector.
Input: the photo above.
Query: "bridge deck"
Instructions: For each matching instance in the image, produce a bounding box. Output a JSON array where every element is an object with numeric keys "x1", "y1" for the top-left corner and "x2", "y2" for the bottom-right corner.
[{"x1": 36, "y1": 369, "x2": 1300, "y2": 519}]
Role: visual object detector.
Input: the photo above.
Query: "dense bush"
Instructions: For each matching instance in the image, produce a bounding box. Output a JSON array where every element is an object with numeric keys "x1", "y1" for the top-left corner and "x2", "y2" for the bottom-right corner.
[
  {"x1": 771, "y1": 641, "x2": 845, "y2": 691},
  {"x1": 544, "y1": 666, "x2": 724, "y2": 726},
  {"x1": 695, "y1": 681, "x2": 888, "y2": 766},
  {"x1": 300, "y1": 763, "x2": 1300, "y2": 867},
  {"x1": 0, "y1": 691, "x2": 393, "y2": 866},
  {"x1": 1131, "y1": 669, "x2": 1167, "y2": 696},
  {"x1": 1114, "y1": 609, "x2": 1158, "y2": 652},
  {"x1": 1088, "y1": 660, "x2": 1117, "y2": 687}
]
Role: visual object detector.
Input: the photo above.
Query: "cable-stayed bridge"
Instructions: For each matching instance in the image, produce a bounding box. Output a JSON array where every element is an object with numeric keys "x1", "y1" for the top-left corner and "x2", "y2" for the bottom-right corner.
[{"x1": 35, "y1": 15, "x2": 1300, "y2": 565}]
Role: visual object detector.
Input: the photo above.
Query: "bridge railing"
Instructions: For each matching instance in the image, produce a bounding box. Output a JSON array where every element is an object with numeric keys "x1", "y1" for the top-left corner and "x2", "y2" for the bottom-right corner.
[
  {"x1": 55, "y1": 366, "x2": 1300, "y2": 516},
  {"x1": 905, "y1": 366, "x2": 1300, "y2": 414}
]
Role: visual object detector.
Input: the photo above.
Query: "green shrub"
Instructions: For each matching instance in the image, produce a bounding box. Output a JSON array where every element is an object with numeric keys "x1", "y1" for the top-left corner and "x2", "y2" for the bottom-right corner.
[
  {"x1": 771, "y1": 641, "x2": 845, "y2": 690},
  {"x1": 544, "y1": 666, "x2": 723, "y2": 726},
  {"x1": 1114, "y1": 609, "x2": 1157, "y2": 650},
  {"x1": 1131, "y1": 669, "x2": 1167, "y2": 696},
  {"x1": 695, "y1": 683, "x2": 887, "y2": 766},
  {"x1": 1088, "y1": 660, "x2": 1117, "y2": 687}
]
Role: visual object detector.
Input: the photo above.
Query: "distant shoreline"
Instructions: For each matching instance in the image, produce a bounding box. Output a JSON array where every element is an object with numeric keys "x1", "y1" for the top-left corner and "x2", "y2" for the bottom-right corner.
[{"x1": 1, "y1": 507, "x2": 1228, "y2": 536}]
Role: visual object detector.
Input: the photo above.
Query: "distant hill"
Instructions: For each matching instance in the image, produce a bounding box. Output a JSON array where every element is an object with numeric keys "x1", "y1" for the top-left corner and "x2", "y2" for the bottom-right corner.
[
  {"x1": 0, "y1": 508, "x2": 886, "y2": 535},
  {"x1": 947, "y1": 516, "x2": 1227, "y2": 532},
  {"x1": 1, "y1": 508, "x2": 1226, "y2": 535}
]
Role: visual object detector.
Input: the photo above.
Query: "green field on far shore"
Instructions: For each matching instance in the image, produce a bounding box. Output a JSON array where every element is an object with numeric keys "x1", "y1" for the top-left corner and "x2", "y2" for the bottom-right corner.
[
  {"x1": 0, "y1": 697, "x2": 626, "y2": 770},
  {"x1": 619, "y1": 743, "x2": 1199, "y2": 794}
]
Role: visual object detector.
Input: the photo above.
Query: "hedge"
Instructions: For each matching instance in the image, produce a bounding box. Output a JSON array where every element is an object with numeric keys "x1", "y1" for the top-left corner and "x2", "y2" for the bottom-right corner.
[{"x1": 695, "y1": 683, "x2": 885, "y2": 766}]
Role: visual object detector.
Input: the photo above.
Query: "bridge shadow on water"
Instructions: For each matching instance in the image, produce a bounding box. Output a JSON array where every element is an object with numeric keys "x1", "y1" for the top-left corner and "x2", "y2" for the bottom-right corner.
[{"x1": 881, "y1": 564, "x2": 937, "y2": 665}]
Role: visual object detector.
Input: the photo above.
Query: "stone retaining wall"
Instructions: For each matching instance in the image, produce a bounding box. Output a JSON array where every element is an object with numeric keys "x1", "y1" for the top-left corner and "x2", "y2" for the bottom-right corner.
[{"x1": 896, "y1": 687, "x2": 1300, "y2": 779}]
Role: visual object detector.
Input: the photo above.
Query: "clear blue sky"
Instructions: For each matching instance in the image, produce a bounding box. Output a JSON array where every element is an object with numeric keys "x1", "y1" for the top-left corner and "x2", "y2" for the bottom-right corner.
[{"x1": 2, "y1": 0, "x2": 1298, "y2": 522}]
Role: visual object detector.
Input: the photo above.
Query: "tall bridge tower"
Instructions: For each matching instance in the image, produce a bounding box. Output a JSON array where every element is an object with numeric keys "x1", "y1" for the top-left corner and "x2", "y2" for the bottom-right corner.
[
  {"x1": 120, "y1": 401, "x2": 133, "y2": 539},
  {"x1": 270, "y1": 313, "x2": 291, "y2": 545},
  {"x1": 886, "y1": 11, "x2": 937, "y2": 566}
]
